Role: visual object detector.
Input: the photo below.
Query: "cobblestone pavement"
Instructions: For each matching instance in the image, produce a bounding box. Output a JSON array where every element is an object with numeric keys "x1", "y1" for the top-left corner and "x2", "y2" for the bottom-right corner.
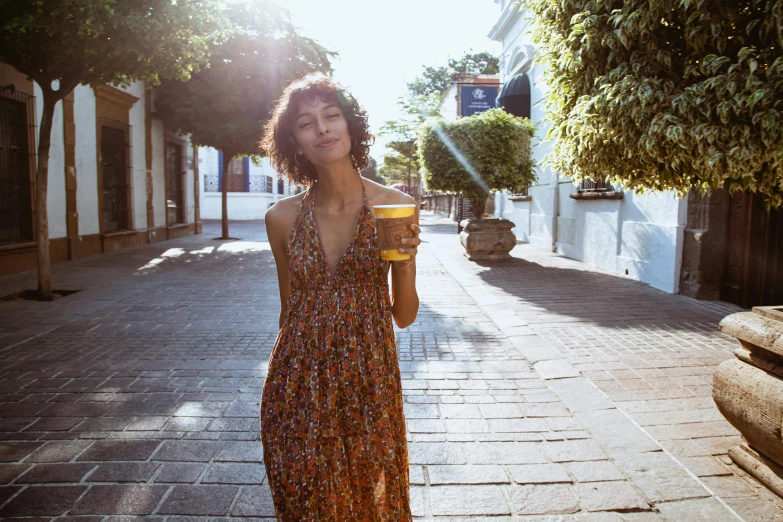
[{"x1": 0, "y1": 213, "x2": 781, "y2": 521}]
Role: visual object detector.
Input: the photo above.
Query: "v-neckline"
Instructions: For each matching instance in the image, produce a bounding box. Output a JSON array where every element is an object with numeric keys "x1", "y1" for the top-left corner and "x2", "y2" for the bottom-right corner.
[{"x1": 309, "y1": 180, "x2": 366, "y2": 273}]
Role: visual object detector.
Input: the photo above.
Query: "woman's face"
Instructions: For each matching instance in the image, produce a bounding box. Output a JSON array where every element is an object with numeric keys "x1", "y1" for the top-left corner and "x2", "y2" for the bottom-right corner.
[{"x1": 291, "y1": 95, "x2": 352, "y2": 168}]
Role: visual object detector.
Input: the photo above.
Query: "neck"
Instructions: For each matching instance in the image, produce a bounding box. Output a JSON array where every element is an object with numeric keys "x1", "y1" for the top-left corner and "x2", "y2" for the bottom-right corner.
[{"x1": 312, "y1": 158, "x2": 363, "y2": 208}]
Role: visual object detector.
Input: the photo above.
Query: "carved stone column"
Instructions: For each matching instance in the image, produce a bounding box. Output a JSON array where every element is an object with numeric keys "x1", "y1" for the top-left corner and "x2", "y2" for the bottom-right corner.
[{"x1": 714, "y1": 306, "x2": 783, "y2": 498}]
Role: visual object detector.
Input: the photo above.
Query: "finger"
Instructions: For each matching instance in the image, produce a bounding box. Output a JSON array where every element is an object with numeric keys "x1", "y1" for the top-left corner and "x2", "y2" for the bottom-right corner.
[
  {"x1": 401, "y1": 237, "x2": 421, "y2": 246},
  {"x1": 409, "y1": 224, "x2": 420, "y2": 233}
]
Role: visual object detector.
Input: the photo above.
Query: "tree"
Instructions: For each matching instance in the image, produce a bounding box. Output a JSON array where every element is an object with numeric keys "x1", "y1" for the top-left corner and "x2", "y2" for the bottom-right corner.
[
  {"x1": 447, "y1": 51, "x2": 500, "y2": 75},
  {"x1": 527, "y1": 0, "x2": 783, "y2": 208},
  {"x1": 154, "y1": 2, "x2": 334, "y2": 240},
  {"x1": 406, "y1": 52, "x2": 500, "y2": 98},
  {"x1": 0, "y1": 0, "x2": 226, "y2": 300},
  {"x1": 361, "y1": 157, "x2": 385, "y2": 185},
  {"x1": 417, "y1": 108, "x2": 536, "y2": 219}
]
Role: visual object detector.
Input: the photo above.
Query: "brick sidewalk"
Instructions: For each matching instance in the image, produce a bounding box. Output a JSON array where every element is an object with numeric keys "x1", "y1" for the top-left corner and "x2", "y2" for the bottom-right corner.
[{"x1": 0, "y1": 214, "x2": 780, "y2": 520}]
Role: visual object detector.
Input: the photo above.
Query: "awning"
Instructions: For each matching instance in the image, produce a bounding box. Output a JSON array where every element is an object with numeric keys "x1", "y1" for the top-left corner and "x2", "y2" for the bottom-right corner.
[{"x1": 496, "y1": 73, "x2": 531, "y2": 119}]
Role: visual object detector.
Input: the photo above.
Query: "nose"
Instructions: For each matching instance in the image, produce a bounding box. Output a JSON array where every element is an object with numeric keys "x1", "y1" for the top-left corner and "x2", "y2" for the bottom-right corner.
[{"x1": 316, "y1": 117, "x2": 329, "y2": 135}]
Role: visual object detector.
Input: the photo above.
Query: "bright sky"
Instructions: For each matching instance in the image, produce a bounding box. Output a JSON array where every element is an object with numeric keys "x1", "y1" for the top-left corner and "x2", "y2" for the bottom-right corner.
[{"x1": 277, "y1": 0, "x2": 501, "y2": 162}]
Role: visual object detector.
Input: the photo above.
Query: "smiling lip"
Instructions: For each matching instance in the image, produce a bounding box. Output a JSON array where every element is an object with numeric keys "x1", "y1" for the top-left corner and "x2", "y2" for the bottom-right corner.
[{"x1": 316, "y1": 138, "x2": 339, "y2": 148}]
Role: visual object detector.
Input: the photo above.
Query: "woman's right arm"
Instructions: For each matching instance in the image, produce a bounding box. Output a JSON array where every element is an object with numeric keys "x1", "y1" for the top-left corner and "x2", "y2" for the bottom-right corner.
[{"x1": 264, "y1": 204, "x2": 292, "y2": 330}]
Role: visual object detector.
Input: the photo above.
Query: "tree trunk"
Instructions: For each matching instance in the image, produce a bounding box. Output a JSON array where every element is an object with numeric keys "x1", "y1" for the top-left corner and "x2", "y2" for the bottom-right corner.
[
  {"x1": 470, "y1": 197, "x2": 487, "y2": 221},
  {"x1": 35, "y1": 91, "x2": 60, "y2": 301},
  {"x1": 221, "y1": 151, "x2": 234, "y2": 240}
]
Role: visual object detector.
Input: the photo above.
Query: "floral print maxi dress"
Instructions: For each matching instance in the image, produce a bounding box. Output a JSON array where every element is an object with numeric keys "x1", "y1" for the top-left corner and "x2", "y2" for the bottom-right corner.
[{"x1": 260, "y1": 180, "x2": 412, "y2": 521}]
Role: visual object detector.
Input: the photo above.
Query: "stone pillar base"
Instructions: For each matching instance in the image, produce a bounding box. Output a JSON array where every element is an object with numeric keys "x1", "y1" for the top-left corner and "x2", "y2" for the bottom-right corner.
[
  {"x1": 729, "y1": 444, "x2": 783, "y2": 499},
  {"x1": 459, "y1": 218, "x2": 516, "y2": 261}
]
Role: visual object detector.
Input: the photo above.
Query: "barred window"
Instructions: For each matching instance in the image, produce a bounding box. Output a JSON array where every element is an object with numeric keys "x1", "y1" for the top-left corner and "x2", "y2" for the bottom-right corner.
[
  {"x1": 577, "y1": 178, "x2": 614, "y2": 192},
  {"x1": 0, "y1": 88, "x2": 35, "y2": 246}
]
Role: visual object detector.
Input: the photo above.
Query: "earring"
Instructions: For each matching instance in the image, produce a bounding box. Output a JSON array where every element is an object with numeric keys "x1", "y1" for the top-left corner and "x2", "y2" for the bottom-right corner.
[{"x1": 294, "y1": 154, "x2": 302, "y2": 166}]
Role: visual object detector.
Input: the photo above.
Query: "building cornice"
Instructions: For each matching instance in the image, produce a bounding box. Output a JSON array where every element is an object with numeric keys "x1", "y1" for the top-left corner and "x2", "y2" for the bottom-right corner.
[{"x1": 488, "y1": 1, "x2": 524, "y2": 41}]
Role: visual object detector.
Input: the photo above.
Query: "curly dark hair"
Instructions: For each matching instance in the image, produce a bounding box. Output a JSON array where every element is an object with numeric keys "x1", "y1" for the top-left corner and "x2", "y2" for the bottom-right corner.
[{"x1": 261, "y1": 73, "x2": 374, "y2": 186}]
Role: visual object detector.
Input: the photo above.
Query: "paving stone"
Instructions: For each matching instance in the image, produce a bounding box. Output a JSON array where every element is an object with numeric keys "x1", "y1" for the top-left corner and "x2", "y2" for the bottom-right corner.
[
  {"x1": 575, "y1": 410, "x2": 660, "y2": 455},
  {"x1": 403, "y1": 403, "x2": 438, "y2": 419},
  {"x1": 508, "y1": 463, "x2": 571, "y2": 484},
  {"x1": 613, "y1": 452, "x2": 710, "y2": 503},
  {"x1": 408, "y1": 442, "x2": 466, "y2": 465},
  {"x1": 655, "y1": 497, "x2": 736, "y2": 521},
  {"x1": 488, "y1": 418, "x2": 548, "y2": 433},
  {"x1": 230, "y1": 485, "x2": 276, "y2": 517},
  {"x1": 429, "y1": 485, "x2": 511, "y2": 515},
  {"x1": 567, "y1": 461, "x2": 625, "y2": 482},
  {"x1": 24, "y1": 417, "x2": 83, "y2": 431},
  {"x1": 542, "y1": 440, "x2": 607, "y2": 463},
  {"x1": 157, "y1": 485, "x2": 239, "y2": 516},
  {"x1": 0, "y1": 442, "x2": 44, "y2": 462},
  {"x1": 548, "y1": 378, "x2": 614, "y2": 413},
  {"x1": 428, "y1": 465, "x2": 509, "y2": 484},
  {"x1": 124, "y1": 417, "x2": 168, "y2": 431},
  {"x1": 152, "y1": 440, "x2": 220, "y2": 462},
  {"x1": 409, "y1": 465, "x2": 425, "y2": 485},
  {"x1": 0, "y1": 464, "x2": 29, "y2": 483},
  {"x1": 70, "y1": 485, "x2": 168, "y2": 515},
  {"x1": 575, "y1": 482, "x2": 650, "y2": 512},
  {"x1": 679, "y1": 456, "x2": 733, "y2": 477},
  {"x1": 77, "y1": 440, "x2": 160, "y2": 462},
  {"x1": 534, "y1": 360, "x2": 580, "y2": 380},
  {"x1": 508, "y1": 484, "x2": 580, "y2": 515},
  {"x1": 439, "y1": 404, "x2": 482, "y2": 419},
  {"x1": 213, "y1": 441, "x2": 263, "y2": 462},
  {"x1": 700, "y1": 475, "x2": 757, "y2": 498},
  {"x1": 444, "y1": 418, "x2": 490, "y2": 433},
  {"x1": 154, "y1": 463, "x2": 205, "y2": 483},
  {"x1": 0, "y1": 485, "x2": 87, "y2": 516},
  {"x1": 28, "y1": 440, "x2": 92, "y2": 462},
  {"x1": 37, "y1": 403, "x2": 115, "y2": 417},
  {"x1": 201, "y1": 463, "x2": 265, "y2": 484},
  {"x1": 407, "y1": 419, "x2": 447, "y2": 433},
  {"x1": 478, "y1": 403, "x2": 524, "y2": 418},
  {"x1": 466, "y1": 442, "x2": 547, "y2": 465},
  {"x1": 15, "y1": 463, "x2": 95, "y2": 482},
  {"x1": 88, "y1": 462, "x2": 161, "y2": 482}
]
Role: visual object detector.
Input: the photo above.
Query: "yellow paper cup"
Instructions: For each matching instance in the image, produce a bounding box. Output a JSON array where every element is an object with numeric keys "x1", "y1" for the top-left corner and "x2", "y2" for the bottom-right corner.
[{"x1": 373, "y1": 204, "x2": 416, "y2": 261}]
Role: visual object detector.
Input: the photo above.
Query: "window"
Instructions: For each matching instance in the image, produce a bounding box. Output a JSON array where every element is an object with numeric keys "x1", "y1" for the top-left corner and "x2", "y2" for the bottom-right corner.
[
  {"x1": 278, "y1": 178, "x2": 284, "y2": 195},
  {"x1": 165, "y1": 142, "x2": 185, "y2": 225},
  {"x1": 0, "y1": 89, "x2": 35, "y2": 245},
  {"x1": 224, "y1": 158, "x2": 246, "y2": 192},
  {"x1": 577, "y1": 178, "x2": 614, "y2": 193},
  {"x1": 99, "y1": 121, "x2": 132, "y2": 233},
  {"x1": 265, "y1": 175, "x2": 273, "y2": 193}
]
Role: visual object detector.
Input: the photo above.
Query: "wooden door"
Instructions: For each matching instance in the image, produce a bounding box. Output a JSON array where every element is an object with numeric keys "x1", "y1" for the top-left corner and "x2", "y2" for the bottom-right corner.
[
  {"x1": 721, "y1": 191, "x2": 783, "y2": 307},
  {"x1": 100, "y1": 126, "x2": 129, "y2": 233}
]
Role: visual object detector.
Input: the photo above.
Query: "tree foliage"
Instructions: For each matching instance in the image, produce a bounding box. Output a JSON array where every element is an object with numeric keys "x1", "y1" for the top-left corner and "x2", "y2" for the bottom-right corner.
[
  {"x1": 154, "y1": 1, "x2": 334, "y2": 238},
  {"x1": 361, "y1": 156, "x2": 385, "y2": 185},
  {"x1": 0, "y1": 0, "x2": 226, "y2": 299},
  {"x1": 406, "y1": 51, "x2": 500, "y2": 97},
  {"x1": 417, "y1": 108, "x2": 535, "y2": 219},
  {"x1": 527, "y1": 0, "x2": 783, "y2": 207}
]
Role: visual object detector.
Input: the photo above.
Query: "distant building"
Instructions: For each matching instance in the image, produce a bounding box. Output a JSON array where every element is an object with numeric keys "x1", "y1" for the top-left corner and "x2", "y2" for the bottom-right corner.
[
  {"x1": 198, "y1": 149, "x2": 296, "y2": 221},
  {"x1": 0, "y1": 63, "x2": 200, "y2": 277}
]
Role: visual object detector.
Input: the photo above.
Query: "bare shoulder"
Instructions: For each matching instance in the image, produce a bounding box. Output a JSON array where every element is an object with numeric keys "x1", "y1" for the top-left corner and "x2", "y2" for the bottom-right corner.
[
  {"x1": 264, "y1": 192, "x2": 306, "y2": 236},
  {"x1": 364, "y1": 179, "x2": 416, "y2": 207}
]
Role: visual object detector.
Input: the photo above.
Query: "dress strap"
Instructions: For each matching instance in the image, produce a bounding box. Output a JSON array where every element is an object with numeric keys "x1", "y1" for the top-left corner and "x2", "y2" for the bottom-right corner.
[{"x1": 287, "y1": 185, "x2": 314, "y2": 254}]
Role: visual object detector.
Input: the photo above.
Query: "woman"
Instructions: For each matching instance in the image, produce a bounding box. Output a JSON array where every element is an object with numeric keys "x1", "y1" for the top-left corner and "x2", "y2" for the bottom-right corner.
[{"x1": 259, "y1": 73, "x2": 419, "y2": 521}]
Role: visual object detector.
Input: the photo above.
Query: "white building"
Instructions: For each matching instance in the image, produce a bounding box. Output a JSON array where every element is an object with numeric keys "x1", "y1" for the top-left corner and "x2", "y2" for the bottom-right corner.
[
  {"x1": 198, "y1": 149, "x2": 297, "y2": 221},
  {"x1": 489, "y1": 0, "x2": 686, "y2": 294},
  {"x1": 0, "y1": 63, "x2": 201, "y2": 277}
]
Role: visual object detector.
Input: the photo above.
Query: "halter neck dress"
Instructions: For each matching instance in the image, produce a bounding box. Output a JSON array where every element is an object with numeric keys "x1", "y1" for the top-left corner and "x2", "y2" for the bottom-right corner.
[{"x1": 260, "y1": 179, "x2": 412, "y2": 521}]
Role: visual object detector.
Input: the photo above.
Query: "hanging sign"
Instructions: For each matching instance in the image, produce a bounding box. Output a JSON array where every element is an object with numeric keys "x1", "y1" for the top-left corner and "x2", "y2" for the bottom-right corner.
[{"x1": 460, "y1": 85, "x2": 499, "y2": 117}]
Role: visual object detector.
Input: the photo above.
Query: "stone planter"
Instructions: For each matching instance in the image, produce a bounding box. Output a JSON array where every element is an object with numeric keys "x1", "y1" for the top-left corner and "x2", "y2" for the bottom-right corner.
[
  {"x1": 713, "y1": 305, "x2": 783, "y2": 498},
  {"x1": 459, "y1": 217, "x2": 516, "y2": 261}
]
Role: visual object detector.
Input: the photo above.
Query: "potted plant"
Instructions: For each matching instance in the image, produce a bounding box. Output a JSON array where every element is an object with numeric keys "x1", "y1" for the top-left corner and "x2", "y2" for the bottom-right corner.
[{"x1": 417, "y1": 108, "x2": 535, "y2": 260}]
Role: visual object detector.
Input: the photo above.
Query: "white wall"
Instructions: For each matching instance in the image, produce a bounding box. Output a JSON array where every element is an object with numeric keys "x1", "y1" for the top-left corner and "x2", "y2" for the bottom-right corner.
[
  {"x1": 34, "y1": 82, "x2": 67, "y2": 240},
  {"x1": 73, "y1": 85, "x2": 99, "y2": 236}
]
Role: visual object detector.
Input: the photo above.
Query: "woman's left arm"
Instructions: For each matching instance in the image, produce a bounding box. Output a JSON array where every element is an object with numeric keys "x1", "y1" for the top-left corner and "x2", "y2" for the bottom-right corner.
[{"x1": 390, "y1": 220, "x2": 421, "y2": 329}]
